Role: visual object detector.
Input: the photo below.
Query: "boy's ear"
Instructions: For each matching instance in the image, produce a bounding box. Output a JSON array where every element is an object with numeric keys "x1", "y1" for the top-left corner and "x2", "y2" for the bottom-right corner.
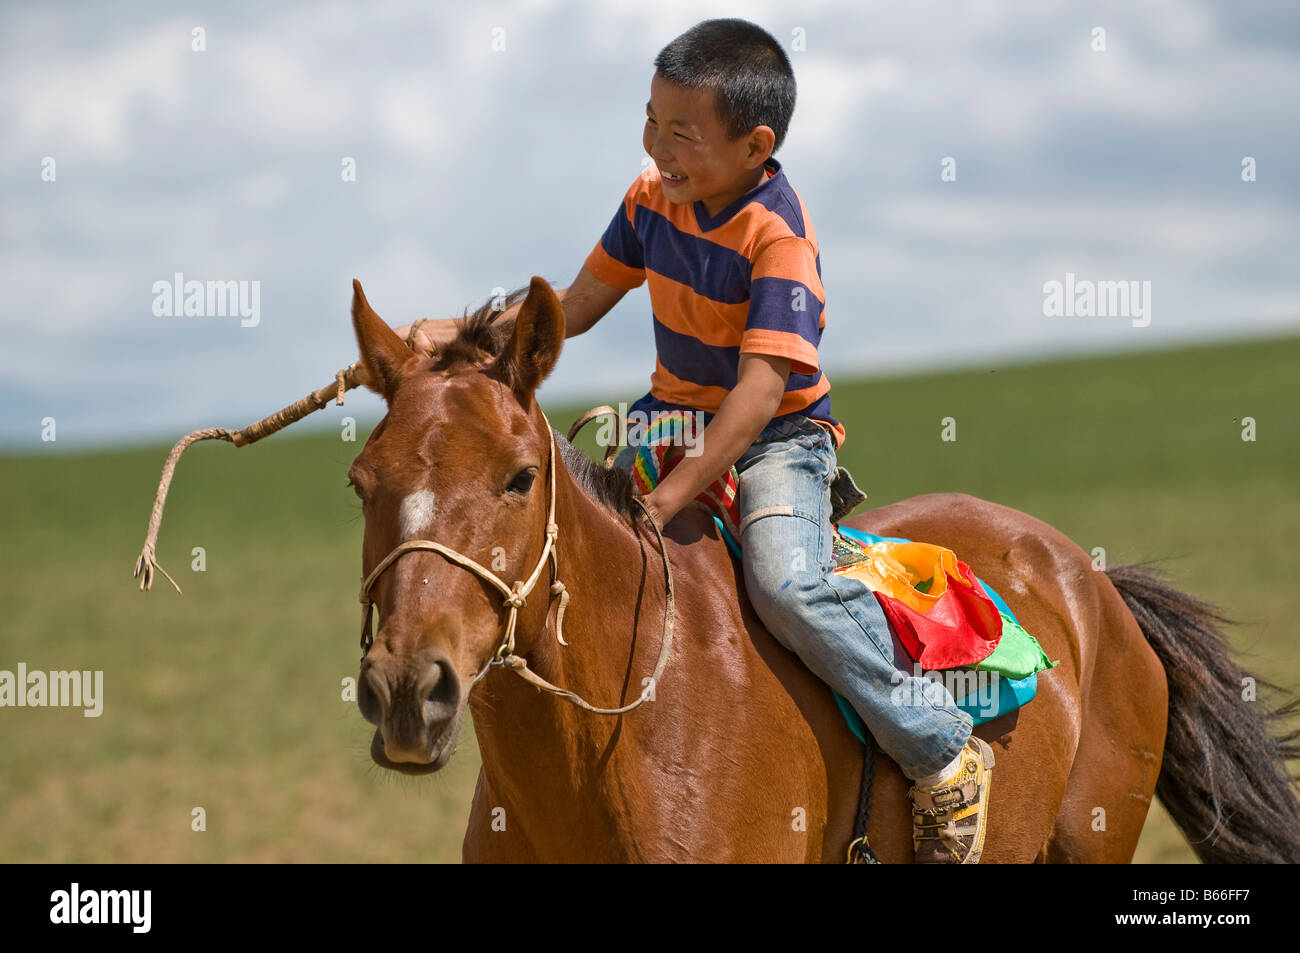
[
  {"x1": 351, "y1": 279, "x2": 412, "y2": 402},
  {"x1": 494, "y1": 276, "x2": 565, "y2": 402},
  {"x1": 748, "y1": 125, "x2": 776, "y2": 167}
]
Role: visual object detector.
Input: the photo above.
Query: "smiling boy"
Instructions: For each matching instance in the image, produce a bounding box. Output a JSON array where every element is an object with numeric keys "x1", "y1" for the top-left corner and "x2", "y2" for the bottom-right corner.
[{"x1": 397, "y1": 18, "x2": 995, "y2": 863}]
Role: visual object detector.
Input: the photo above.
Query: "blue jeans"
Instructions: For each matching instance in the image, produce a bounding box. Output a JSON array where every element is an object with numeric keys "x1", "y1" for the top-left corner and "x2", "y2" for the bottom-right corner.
[{"x1": 615, "y1": 413, "x2": 972, "y2": 779}]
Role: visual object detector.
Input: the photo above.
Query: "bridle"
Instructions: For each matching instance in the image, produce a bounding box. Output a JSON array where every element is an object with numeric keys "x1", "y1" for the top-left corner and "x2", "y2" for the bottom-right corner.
[{"x1": 356, "y1": 413, "x2": 675, "y2": 715}]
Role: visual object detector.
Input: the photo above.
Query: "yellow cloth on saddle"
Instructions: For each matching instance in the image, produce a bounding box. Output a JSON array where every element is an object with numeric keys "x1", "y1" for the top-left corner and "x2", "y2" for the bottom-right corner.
[
  {"x1": 833, "y1": 532, "x2": 1010, "y2": 672},
  {"x1": 837, "y1": 540, "x2": 967, "y2": 614}
]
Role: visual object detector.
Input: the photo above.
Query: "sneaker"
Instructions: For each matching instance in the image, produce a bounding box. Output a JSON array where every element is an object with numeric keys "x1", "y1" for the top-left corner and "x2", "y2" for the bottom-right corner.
[{"x1": 909, "y1": 735, "x2": 995, "y2": 863}]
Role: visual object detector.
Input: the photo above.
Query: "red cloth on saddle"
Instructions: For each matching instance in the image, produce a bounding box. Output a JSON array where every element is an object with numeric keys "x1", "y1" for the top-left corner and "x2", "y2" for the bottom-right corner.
[{"x1": 871, "y1": 562, "x2": 1003, "y2": 671}]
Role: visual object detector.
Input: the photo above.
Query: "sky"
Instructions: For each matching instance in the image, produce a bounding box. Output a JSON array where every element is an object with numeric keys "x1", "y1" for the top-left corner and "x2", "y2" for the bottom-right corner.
[{"x1": 2, "y1": 0, "x2": 1297, "y2": 449}]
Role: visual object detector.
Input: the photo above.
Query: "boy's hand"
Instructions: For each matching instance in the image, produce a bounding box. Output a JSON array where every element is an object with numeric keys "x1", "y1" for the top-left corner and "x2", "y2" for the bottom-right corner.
[
  {"x1": 639, "y1": 491, "x2": 673, "y2": 530},
  {"x1": 392, "y1": 318, "x2": 451, "y2": 355},
  {"x1": 641, "y1": 352, "x2": 791, "y2": 527}
]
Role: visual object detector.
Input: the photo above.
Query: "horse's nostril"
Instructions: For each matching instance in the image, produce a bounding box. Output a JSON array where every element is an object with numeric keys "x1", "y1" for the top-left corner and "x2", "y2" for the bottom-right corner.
[
  {"x1": 357, "y1": 659, "x2": 391, "y2": 726},
  {"x1": 422, "y1": 659, "x2": 459, "y2": 719},
  {"x1": 422, "y1": 665, "x2": 441, "y2": 703}
]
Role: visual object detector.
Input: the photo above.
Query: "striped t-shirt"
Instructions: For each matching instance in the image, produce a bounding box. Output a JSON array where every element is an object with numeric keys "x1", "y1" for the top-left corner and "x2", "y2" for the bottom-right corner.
[{"x1": 584, "y1": 156, "x2": 845, "y2": 448}]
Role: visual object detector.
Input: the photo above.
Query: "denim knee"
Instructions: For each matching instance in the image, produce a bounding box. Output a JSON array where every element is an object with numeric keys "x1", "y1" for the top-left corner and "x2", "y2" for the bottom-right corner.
[{"x1": 741, "y1": 523, "x2": 825, "y2": 639}]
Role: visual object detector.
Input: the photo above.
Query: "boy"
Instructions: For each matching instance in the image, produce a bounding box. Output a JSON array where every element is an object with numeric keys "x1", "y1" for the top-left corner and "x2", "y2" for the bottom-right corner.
[{"x1": 398, "y1": 18, "x2": 994, "y2": 863}]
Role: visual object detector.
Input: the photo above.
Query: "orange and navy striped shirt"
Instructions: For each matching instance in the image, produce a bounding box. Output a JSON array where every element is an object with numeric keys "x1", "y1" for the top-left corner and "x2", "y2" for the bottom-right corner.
[{"x1": 584, "y1": 156, "x2": 845, "y2": 448}]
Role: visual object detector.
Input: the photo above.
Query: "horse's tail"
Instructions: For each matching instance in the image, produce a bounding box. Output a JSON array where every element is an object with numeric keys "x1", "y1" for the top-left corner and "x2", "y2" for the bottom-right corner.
[{"x1": 1106, "y1": 563, "x2": 1300, "y2": 863}]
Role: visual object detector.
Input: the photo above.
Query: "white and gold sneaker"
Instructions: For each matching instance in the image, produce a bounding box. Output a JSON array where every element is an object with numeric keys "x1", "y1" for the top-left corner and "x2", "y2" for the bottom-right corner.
[{"x1": 909, "y1": 735, "x2": 995, "y2": 863}]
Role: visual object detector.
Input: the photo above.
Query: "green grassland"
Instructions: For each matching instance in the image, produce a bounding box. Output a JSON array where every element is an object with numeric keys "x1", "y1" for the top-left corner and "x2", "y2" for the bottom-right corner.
[{"x1": 2, "y1": 334, "x2": 1297, "y2": 863}]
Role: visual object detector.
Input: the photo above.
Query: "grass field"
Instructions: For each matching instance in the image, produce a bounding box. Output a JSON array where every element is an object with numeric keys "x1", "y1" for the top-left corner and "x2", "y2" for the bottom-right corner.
[{"x1": 2, "y1": 334, "x2": 1298, "y2": 863}]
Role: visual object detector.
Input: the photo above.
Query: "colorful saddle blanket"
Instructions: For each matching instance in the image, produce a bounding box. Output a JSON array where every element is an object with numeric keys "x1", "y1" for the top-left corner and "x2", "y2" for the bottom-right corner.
[{"x1": 629, "y1": 412, "x2": 1059, "y2": 737}]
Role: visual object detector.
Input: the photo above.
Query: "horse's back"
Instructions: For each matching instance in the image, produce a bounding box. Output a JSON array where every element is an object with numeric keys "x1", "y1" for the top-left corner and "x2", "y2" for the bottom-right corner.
[{"x1": 846, "y1": 492, "x2": 1166, "y2": 861}]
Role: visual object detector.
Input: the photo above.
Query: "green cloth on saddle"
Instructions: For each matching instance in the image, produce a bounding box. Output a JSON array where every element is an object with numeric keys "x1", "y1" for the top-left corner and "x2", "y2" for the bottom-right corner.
[{"x1": 969, "y1": 612, "x2": 1056, "y2": 680}]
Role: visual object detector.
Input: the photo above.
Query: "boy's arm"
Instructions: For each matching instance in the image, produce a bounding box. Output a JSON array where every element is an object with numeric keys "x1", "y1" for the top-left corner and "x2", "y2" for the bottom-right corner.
[
  {"x1": 392, "y1": 266, "x2": 626, "y2": 351},
  {"x1": 641, "y1": 352, "x2": 792, "y2": 528},
  {"x1": 554, "y1": 265, "x2": 629, "y2": 338}
]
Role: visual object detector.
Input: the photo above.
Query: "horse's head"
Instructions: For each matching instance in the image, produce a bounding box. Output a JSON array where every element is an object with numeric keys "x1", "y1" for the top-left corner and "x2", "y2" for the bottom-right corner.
[{"x1": 348, "y1": 276, "x2": 565, "y2": 774}]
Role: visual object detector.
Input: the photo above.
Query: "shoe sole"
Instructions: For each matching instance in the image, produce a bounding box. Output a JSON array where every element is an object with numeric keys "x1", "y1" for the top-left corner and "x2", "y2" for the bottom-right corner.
[{"x1": 962, "y1": 735, "x2": 995, "y2": 864}]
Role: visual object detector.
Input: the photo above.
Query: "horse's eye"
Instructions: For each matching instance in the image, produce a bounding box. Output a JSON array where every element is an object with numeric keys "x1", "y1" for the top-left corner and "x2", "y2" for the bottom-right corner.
[{"x1": 508, "y1": 468, "x2": 537, "y2": 494}]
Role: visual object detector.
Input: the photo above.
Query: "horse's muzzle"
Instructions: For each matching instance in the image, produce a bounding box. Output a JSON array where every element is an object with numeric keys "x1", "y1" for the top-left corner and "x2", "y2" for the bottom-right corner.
[{"x1": 358, "y1": 647, "x2": 464, "y2": 773}]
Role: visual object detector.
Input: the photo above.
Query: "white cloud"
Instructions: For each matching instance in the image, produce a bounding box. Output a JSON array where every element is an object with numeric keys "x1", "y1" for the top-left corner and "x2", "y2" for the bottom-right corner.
[
  {"x1": 1, "y1": 21, "x2": 190, "y2": 162},
  {"x1": 875, "y1": 195, "x2": 1296, "y2": 260},
  {"x1": 1, "y1": 0, "x2": 1297, "y2": 448}
]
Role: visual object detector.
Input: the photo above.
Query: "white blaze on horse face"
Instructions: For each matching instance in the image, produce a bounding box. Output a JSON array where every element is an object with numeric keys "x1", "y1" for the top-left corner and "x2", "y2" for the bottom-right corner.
[{"x1": 399, "y1": 489, "x2": 438, "y2": 540}]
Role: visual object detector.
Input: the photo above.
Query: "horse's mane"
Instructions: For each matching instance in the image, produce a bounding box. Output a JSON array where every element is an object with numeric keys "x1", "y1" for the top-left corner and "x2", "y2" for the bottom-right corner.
[
  {"x1": 430, "y1": 283, "x2": 639, "y2": 519},
  {"x1": 429, "y1": 285, "x2": 532, "y2": 373},
  {"x1": 554, "y1": 433, "x2": 638, "y2": 518}
]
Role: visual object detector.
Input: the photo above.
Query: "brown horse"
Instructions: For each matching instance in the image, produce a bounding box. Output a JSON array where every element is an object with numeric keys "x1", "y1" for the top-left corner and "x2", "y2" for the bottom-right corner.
[{"x1": 348, "y1": 276, "x2": 1300, "y2": 863}]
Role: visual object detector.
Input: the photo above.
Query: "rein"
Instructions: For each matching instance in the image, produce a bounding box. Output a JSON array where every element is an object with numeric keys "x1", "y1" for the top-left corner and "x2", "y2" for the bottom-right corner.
[{"x1": 357, "y1": 414, "x2": 675, "y2": 716}]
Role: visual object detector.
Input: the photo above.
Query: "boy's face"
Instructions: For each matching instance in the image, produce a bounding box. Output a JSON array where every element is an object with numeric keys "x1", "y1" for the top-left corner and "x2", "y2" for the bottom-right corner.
[{"x1": 643, "y1": 72, "x2": 773, "y2": 217}]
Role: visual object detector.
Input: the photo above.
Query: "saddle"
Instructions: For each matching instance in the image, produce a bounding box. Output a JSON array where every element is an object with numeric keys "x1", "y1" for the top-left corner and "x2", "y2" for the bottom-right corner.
[{"x1": 625, "y1": 411, "x2": 1058, "y2": 735}]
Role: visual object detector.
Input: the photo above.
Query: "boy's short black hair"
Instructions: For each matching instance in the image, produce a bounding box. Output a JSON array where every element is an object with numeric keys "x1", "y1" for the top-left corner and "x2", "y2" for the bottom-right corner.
[{"x1": 653, "y1": 18, "x2": 796, "y2": 153}]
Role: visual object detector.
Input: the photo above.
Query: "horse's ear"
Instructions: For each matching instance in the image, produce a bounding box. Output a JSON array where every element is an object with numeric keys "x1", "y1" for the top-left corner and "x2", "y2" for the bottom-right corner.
[
  {"x1": 351, "y1": 279, "x2": 411, "y2": 401},
  {"x1": 495, "y1": 276, "x2": 565, "y2": 402}
]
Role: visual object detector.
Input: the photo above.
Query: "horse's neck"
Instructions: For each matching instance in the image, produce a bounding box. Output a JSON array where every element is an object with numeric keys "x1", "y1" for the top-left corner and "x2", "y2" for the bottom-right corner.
[{"x1": 467, "y1": 463, "x2": 676, "y2": 856}]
